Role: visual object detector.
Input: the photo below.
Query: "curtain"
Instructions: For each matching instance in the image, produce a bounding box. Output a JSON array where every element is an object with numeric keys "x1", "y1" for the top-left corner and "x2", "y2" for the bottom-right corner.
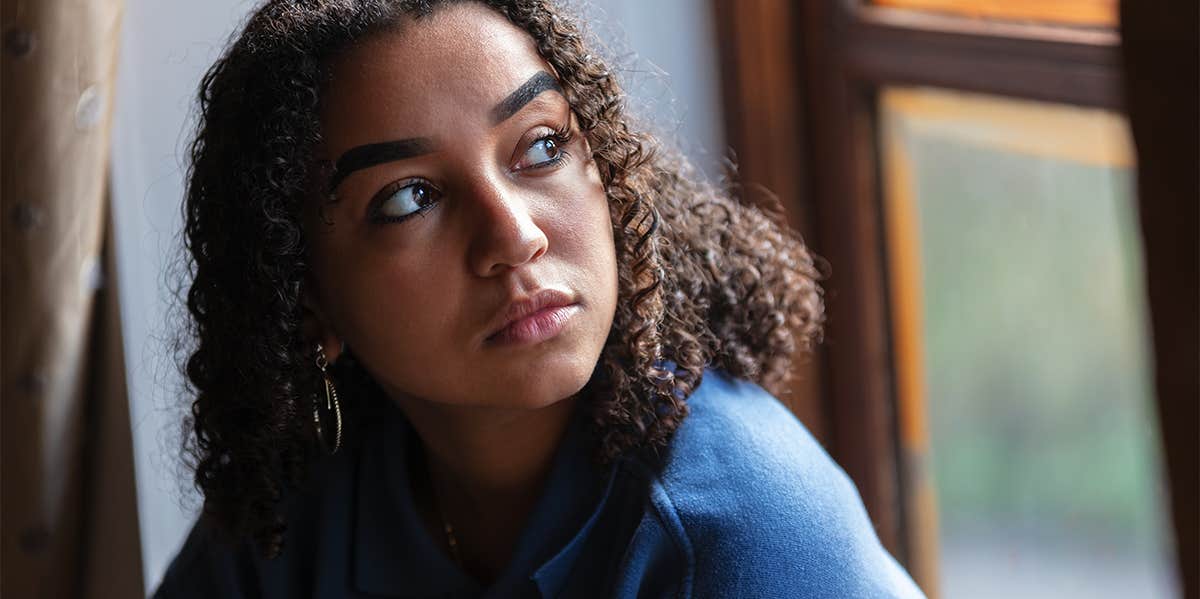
[{"x1": 1, "y1": 0, "x2": 143, "y2": 596}]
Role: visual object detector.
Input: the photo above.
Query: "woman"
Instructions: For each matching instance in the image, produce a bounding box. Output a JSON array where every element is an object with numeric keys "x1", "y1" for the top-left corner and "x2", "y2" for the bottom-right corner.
[{"x1": 157, "y1": 0, "x2": 925, "y2": 597}]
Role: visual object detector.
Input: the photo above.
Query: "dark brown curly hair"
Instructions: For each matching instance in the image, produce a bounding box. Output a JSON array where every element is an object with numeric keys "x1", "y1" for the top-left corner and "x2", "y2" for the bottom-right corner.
[{"x1": 182, "y1": 0, "x2": 824, "y2": 558}]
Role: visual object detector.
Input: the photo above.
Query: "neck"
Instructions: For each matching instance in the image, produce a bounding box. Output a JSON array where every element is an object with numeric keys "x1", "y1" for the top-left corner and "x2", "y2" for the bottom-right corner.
[
  {"x1": 396, "y1": 394, "x2": 578, "y2": 580},
  {"x1": 401, "y1": 394, "x2": 576, "y2": 503}
]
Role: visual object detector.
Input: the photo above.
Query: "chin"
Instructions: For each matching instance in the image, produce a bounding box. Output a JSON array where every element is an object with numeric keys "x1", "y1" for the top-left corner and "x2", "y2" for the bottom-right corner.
[{"x1": 470, "y1": 347, "x2": 601, "y2": 410}]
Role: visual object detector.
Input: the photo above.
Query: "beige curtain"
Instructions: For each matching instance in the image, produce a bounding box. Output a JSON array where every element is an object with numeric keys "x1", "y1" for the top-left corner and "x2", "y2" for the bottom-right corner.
[{"x1": 1, "y1": 1, "x2": 143, "y2": 597}]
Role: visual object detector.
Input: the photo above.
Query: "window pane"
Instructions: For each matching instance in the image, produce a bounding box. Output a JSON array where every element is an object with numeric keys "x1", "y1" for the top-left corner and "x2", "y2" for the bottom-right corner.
[
  {"x1": 878, "y1": 87, "x2": 1176, "y2": 598},
  {"x1": 871, "y1": 0, "x2": 1117, "y2": 28}
]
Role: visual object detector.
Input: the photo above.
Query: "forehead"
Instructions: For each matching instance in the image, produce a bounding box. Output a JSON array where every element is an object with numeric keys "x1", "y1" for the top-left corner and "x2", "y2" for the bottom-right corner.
[{"x1": 319, "y1": 3, "x2": 552, "y2": 150}]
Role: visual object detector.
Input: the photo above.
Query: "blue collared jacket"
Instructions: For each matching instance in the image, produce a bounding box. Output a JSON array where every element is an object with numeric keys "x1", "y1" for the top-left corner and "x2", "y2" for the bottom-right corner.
[{"x1": 155, "y1": 370, "x2": 926, "y2": 598}]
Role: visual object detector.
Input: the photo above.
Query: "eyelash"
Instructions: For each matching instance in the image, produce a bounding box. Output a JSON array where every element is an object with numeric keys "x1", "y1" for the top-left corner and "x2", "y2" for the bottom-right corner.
[
  {"x1": 531, "y1": 123, "x2": 573, "y2": 170},
  {"x1": 367, "y1": 124, "x2": 574, "y2": 225},
  {"x1": 367, "y1": 178, "x2": 439, "y2": 225}
]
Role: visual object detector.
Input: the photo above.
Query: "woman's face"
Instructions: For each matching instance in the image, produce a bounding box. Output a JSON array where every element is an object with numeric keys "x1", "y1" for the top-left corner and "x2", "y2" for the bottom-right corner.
[{"x1": 306, "y1": 3, "x2": 618, "y2": 410}]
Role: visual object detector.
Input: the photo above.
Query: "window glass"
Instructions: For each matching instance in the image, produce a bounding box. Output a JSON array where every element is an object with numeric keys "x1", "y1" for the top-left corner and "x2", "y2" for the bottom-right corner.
[
  {"x1": 871, "y1": 0, "x2": 1117, "y2": 28},
  {"x1": 879, "y1": 87, "x2": 1175, "y2": 598}
]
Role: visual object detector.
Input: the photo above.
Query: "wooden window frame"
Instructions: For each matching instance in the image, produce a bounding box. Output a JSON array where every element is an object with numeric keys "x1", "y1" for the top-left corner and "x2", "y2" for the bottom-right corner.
[{"x1": 714, "y1": 1, "x2": 1196, "y2": 597}]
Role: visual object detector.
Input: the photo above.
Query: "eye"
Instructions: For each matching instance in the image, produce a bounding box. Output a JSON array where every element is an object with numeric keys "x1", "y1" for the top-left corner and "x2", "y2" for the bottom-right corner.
[
  {"x1": 369, "y1": 178, "x2": 440, "y2": 224},
  {"x1": 515, "y1": 128, "x2": 572, "y2": 171},
  {"x1": 524, "y1": 137, "x2": 561, "y2": 166}
]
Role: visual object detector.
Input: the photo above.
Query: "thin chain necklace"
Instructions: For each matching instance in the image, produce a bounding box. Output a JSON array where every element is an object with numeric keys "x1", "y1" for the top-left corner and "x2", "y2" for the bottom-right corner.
[
  {"x1": 436, "y1": 500, "x2": 465, "y2": 567},
  {"x1": 416, "y1": 439, "x2": 465, "y2": 568},
  {"x1": 428, "y1": 467, "x2": 465, "y2": 568}
]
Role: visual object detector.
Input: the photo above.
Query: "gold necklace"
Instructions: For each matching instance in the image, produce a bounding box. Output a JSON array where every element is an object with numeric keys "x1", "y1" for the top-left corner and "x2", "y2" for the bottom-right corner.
[
  {"x1": 441, "y1": 513, "x2": 464, "y2": 567},
  {"x1": 422, "y1": 450, "x2": 465, "y2": 568},
  {"x1": 432, "y1": 485, "x2": 465, "y2": 567}
]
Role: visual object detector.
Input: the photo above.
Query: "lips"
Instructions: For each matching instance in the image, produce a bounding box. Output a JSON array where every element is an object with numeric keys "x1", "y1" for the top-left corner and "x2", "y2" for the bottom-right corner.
[{"x1": 485, "y1": 288, "x2": 579, "y2": 344}]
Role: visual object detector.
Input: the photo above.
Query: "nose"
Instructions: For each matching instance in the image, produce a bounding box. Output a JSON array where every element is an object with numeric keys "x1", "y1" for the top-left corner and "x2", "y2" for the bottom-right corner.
[{"x1": 466, "y1": 175, "x2": 549, "y2": 278}]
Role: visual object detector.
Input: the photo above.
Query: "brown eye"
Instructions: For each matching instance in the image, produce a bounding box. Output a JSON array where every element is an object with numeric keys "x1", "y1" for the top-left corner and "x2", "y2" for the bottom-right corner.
[
  {"x1": 526, "y1": 137, "x2": 559, "y2": 164},
  {"x1": 370, "y1": 178, "x2": 440, "y2": 223},
  {"x1": 516, "y1": 132, "x2": 569, "y2": 171}
]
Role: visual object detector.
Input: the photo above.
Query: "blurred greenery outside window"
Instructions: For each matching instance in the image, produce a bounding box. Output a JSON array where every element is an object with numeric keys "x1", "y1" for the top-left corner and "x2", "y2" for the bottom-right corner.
[{"x1": 879, "y1": 87, "x2": 1175, "y2": 598}]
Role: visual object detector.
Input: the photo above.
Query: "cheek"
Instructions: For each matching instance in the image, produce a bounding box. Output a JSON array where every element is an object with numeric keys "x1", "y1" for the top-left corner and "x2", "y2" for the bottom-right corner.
[
  {"x1": 314, "y1": 247, "x2": 467, "y2": 385},
  {"x1": 547, "y1": 170, "x2": 616, "y2": 271},
  {"x1": 560, "y1": 179, "x2": 619, "y2": 323}
]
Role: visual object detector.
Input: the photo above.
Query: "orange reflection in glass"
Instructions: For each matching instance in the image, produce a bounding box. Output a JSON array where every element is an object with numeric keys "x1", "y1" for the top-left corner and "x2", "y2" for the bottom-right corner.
[{"x1": 872, "y1": 0, "x2": 1117, "y2": 28}]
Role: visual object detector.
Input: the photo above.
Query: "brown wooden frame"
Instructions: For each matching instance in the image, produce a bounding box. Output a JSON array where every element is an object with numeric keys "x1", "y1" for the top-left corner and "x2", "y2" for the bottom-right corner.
[
  {"x1": 710, "y1": 1, "x2": 1194, "y2": 597},
  {"x1": 711, "y1": 1, "x2": 826, "y2": 439},
  {"x1": 1119, "y1": 3, "x2": 1199, "y2": 598},
  {"x1": 846, "y1": 7, "x2": 1122, "y2": 110}
]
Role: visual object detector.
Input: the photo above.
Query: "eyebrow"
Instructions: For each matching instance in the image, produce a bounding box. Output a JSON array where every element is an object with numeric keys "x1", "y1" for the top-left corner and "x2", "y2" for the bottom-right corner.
[
  {"x1": 328, "y1": 137, "x2": 434, "y2": 192},
  {"x1": 490, "y1": 71, "x2": 562, "y2": 124},
  {"x1": 328, "y1": 71, "x2": 564, "y2": 192}
]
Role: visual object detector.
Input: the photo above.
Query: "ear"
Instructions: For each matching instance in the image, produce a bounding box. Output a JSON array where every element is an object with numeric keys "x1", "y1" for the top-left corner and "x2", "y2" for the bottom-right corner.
[{"x1": 301, "y1": 276, "x2": 345, "y2": 364}]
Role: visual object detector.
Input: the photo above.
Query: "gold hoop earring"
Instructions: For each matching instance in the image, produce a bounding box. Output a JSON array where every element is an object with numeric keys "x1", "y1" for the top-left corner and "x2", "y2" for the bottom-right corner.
[{"x1": 313, "y1": 343, "x2": 343, "y2": 454}]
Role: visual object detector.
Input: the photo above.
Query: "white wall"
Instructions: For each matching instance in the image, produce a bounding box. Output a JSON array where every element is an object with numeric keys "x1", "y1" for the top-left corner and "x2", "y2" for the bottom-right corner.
[
  {"x1": 576, "y1": 0, "x2": 726, "y2": 176},
  {"x1": 111, "y1": 0, "x2": 258, "y2": 591},
  {"x1": 110, "y1": 0, "x2": 723, "y2": 593}
]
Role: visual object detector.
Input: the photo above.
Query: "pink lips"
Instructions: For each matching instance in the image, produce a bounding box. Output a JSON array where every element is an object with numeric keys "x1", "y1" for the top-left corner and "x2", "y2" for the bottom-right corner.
[
  {"x1": 487, "y1": 304, "x2": 581, "y2": 346},
  {"x1": 485, "y1": 288, "x2": 580, "y2": 346}
]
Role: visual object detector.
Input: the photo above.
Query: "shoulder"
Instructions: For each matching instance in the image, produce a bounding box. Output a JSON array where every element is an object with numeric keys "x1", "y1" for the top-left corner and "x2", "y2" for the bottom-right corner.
[
  {"x1": 658, "y1": 369, "x2": 847, "y2": 505},
  {"x1": 153, "y1": 448, "x2": 356, "y2": 599},
  {"x1": 638, "y1": 369, "x2": 925, "y2": 598},
  {"x1": 153, "y1": 515, "x2": 256, "y2": 599}
]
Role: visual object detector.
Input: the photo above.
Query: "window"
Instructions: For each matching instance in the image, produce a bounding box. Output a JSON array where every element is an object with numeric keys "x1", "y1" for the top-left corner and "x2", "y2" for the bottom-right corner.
[
  {"x1": 880, "y1": 87, "x2": 1172, "y2": 597},
  {"x1": 715, "y1": 1, "x2": 1189, "y2": 596}
]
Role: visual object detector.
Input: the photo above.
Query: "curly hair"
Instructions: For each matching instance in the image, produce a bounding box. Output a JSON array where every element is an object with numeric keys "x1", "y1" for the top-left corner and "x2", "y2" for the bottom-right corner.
[{"x1": 182, "y1": 0, "x2": 824, "y2": 558}]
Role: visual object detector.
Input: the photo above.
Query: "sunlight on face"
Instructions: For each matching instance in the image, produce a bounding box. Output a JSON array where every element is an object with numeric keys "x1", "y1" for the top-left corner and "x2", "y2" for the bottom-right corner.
[{"x1": 306, "y1": 3, "x2": 618, "y2": 410}]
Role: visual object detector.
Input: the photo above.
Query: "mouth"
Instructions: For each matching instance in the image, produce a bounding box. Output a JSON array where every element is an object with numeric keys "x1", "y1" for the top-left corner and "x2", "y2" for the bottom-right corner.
[
  {"x1": 484, "y1": 288, "x2": 581, "y2": 346},
  {"x1": 486, "y1": 303, "x2": 581, "y2": 346}
]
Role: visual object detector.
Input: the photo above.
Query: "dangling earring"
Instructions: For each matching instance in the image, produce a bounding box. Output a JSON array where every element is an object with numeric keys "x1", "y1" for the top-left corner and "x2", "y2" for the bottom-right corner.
[{"x1": 312, "y1": 343, "x2": 343, "y2": 454}]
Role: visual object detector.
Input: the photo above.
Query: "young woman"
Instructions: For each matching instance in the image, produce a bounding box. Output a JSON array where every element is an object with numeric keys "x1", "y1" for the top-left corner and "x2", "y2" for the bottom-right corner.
[{"x1": 156, "y1": 1, "x2": 925, "y2": 597}]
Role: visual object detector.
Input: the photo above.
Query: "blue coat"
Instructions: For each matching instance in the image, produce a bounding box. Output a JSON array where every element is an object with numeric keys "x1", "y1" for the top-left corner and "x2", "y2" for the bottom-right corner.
[{"x1": 155, "y1": 370, "x2": 926, "y2": 598}]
